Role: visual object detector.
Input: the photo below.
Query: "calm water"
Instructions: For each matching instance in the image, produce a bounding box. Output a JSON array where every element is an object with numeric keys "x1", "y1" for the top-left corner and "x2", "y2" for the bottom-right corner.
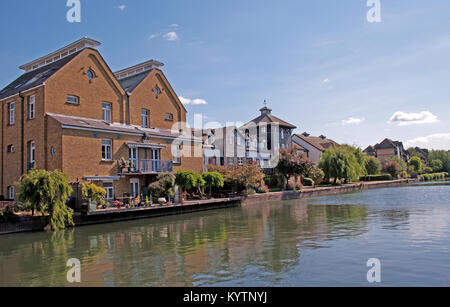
[{"x1": 1, "y1": 182, "x2": 450, "y2": 287}]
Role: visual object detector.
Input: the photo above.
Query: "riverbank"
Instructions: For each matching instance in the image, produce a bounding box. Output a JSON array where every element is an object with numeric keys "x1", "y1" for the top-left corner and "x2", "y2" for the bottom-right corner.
[{"x1": 0, "y1": 178, "x2": 418, "y2": 235}]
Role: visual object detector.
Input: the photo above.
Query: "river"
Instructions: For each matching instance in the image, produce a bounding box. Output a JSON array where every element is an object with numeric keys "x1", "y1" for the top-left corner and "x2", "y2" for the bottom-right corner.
[{"x1": 0, "y1": 181, "x2": 449, "y2": 287}]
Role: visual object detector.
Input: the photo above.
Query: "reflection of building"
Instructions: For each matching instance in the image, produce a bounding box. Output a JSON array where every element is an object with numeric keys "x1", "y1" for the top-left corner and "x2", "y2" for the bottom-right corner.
[
  {"x1": 291, "y1": 132, "x2": 339, "y2": 165},
  {"x1": 363, "y1": 138, "x2": 408, "y2": 164},
  {"x1": 0, "y1": 38, "x2": 203, "y2": 201},
  {"x1": 204, "y1": 105, "x2": 296, "y2": 172}
]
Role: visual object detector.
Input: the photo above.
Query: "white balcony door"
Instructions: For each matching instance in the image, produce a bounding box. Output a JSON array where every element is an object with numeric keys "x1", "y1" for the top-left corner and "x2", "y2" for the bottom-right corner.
[
  {"x1": 152, "y1": 149, "x2": 161, "y2": 172},
  {"x1": 130, "y1": 179, "x2": 140, "y2": 198},
  {"x1": 130, "y1": 148, "x2": 138, "y2": 171}
]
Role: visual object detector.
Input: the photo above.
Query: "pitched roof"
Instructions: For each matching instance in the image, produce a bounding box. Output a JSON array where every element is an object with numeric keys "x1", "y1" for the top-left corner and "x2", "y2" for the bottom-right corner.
[
  {"x1": 117, "y1": 70, "x2": 153, "y2": 93},
  {"x1": 46, "y1": 113, "x2": 201, "y2": 142},
  {"x1": 246, "y1": 113, "x2": 297, "y2": 129},
  {"x1": 293, "y1": 134, "x2": 339, "y2": 152},
  {"x1": 364, "y1": 145, "x2": 376, "y2": 153},
  {"x1": 0, "y1": 50, "x2": 83, "y2": 100},
  {"x1": 374, "y1": 138, "x2": 399, "y2": 150}
]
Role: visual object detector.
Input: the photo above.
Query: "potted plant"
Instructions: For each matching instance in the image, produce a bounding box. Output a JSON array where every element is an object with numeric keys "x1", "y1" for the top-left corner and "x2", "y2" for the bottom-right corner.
[{"x1": 119, "y1": 158, "x2": 131, "y2": 173}]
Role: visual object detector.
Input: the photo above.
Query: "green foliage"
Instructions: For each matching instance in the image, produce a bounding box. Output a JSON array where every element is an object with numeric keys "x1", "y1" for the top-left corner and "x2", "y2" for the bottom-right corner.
[
  {"x1": 275, "y1": 148, "x2": 314, "y2": 189},
  {"x1": 429, "y1": 151, "x2": 450, "y2": 172},
  {"x1": 17, "y1": 169, "x2": 74, "y2": 231},
  {"x1": 430, "y1": 159, "x2": 444, "y2": 172},
  {"x1": 257, "y1": 187, "x2": 268, "y2": 194},
  {"x1": 364, "y1": 156, "x2": 381, "y2": 175},
  {"x1": 247, "y1": 189, "x2": 257, "y2": 195},
  {"x1": 360, "y1": 174, "x2": 393, "y2": 181},
  {"x1": 208, "y1": 164, "x2": 264, "y2": 191},
  {"x1": 302, "y1": 178, "x2": 314, "y2": 187},
  {"x1": 409, "y1": 156, "x2": 422, "y2": 172},
  {"x1": 149, "y1": 173, "x2": 176, "y2": 200},
  {"x1": 385, "y1": 156, "x2": 407, "y2": 171},
  {"x1": 319, "y1": 145, "x2": 365, "y2": 184},
  {"x1": 264, "y1": 175, "x2": 280, "y2": 188},
  {"x1": 419, "y1": 172, "x2": 448, "y2": 181},
  {"x1": 175, "y1": 170, "x2": 205, "y2": 197},
  {"x1": 202, "y1": 172, "x2": 225, "y2": 196},
  {"x1": 269, "y1": 188, "x2": 282, "y2": 193},
  {"x1": 382, "y1": 161, "x2": 402, "y2": 178},
  {"x1": 82, "y1": 182, "x2": 106, "y2": 206},
  {"x1": 422, "y1": 166, "x2": 433, "y2": 174}
]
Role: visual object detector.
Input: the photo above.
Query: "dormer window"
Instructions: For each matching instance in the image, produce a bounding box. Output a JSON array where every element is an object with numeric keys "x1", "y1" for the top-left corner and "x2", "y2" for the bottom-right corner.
[{"x1": 87, "y1": 69, "x2": 96, "y2": 80}]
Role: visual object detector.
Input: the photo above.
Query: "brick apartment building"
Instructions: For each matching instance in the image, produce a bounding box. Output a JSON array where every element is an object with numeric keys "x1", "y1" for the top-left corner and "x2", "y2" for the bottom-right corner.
[
  {"x1": 0, "y1": 37, "x2": 203, "y2": 201},
  {"x1": 363, "y1": 138, "x2": 409, "y2": 164}
]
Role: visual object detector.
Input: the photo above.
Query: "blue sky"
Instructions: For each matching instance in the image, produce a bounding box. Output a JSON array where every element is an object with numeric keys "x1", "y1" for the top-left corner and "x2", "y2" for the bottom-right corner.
[{"x1": 1, "y1": 0, "x2": 449, "y2": 149}]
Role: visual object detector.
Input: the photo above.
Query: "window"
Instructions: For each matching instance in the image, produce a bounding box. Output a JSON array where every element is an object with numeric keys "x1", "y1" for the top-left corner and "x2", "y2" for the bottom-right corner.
[
  {"x1": 228, "y1": 135, "x2": 233, "y2": 145},
  {"x1": 103, "y1": 182, "x2": 114, "y2": 200},
  {"x1": 155, "y1": 86, "x2": 161, "y2": 96},
  {"x1": 66, "y1": 95, "x2": 79, "y2": 105},
  {"x1": 165, "y1": 113, "x2": 174, "y2": 121},
  {"x1": 7, "y1": 145, "x2": 14, "y2": 153},
  {"x1": 8, "y1": 186, "x2": 14, "y2": 200},
  {"x1": 8, "y1": 103, "x2": 14, "y2": 125},
  {"x1": 141, "y1": 109, "x2": 149, "y2": 128},
  {"x1": 102, "y1": 139, "x2": 113, "y2": 161},
  {"x1": 172, "y1": 145, "x2": 181, "y2": 164},
  {"x1": 28, "y1": 95, "x2": 35, "y2": 120},
  {"x1": 130, "y1": 179, "x2": 140, "y2": 198},
  {"x1": 87, "y1": 69, "x2": 95, "y2": 80},
  {"x1": 260, "y1": 127, "x2": 266, "y2": 134},
  {"x1": 30, "y1": 142, "x2": 36, "y2": 165},
  {"x1": 102, "y1": 102, "x2": 112, "y2": 123}
]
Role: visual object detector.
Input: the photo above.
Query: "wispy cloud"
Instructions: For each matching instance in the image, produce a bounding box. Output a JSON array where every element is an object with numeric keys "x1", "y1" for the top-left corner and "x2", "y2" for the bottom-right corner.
[
  {"x1": 163, "y1": 32, "x2": 178, "y2": 41},
  {"x1": 405, "y1": 133, "x2": 450, "y2": 150},
  {"x1": 342, "y1": 117, "x2": 365, "y2": 126},
  {"x1": 114, "y1": 4, "x2": 126, "y2": 11},
  {"x1": 148, "y1": 33, "x2": 159, "y2": 40},
  {"x1": 179, "y1": 96, "x2": 208, "y2": 105},
  {"x1": 388, "y1": 111, "x2": 439, "y2": 126},
  {"x1": 321, "y1": 78, "x2": 330, "y2": 84}
]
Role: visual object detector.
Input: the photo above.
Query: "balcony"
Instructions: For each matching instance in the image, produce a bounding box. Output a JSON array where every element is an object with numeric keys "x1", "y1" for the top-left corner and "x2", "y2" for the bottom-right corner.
[{"x1": 119, "y1": 159, "x2": 173, "y2": 175}]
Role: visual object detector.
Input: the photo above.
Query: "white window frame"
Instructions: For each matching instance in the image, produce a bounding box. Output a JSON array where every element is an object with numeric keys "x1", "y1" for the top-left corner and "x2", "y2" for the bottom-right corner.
[
  {"x1": 7, "y1": 145, "x2": 14, "y2": 153},
  {"x1": 103, "y1": 182, "x2": 114, "y2": 200},
  {"x1": 130, "y1": 179, "x2": 140, "y2": 198},
  {"x1": 30, "y1": 141, "x2": 36, "y2": 164},
  {"x1": 8, "y1": 186, "x2": 14, "y2": 200},
  {"x1": 102, "y1": 139, "x2": 113, "y2": 161},
  {"x1": 172, "y1": 145, "x2": 181, "y2": 164},
  {"x1": 141, "y1": 109, "x2": 149, "y2": 128},
  {"x1": 165, "y1": 113, "x2": 174, "y2": 121},
  {"x1": 8, "y1": 102, "x2": 14, "y2": 125},
  {"x1": 28, "y1": 95, "x2": 36, "y2": 120},
  {"x1": 102, "y1": 102, "x2": 112, "y2": 123},
  {"x1": 66, "y1": 95, "x2": 79, "y2": 105}
]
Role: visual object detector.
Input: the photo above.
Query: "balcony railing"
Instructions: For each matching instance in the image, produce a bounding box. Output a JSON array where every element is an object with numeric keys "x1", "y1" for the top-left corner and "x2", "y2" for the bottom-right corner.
[{"x1": 119, "y1": 159, "x2": 173, "y2": 174}]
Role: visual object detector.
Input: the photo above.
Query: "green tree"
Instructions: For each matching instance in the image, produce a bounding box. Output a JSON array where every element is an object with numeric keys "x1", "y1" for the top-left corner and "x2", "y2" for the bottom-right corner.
[
  {"x1": 208, "y1": 164, "x2": 265, "y2": 192},
  {"x1": 275, "y1": 148, "x2": 314, "y2": 189},
  {"x1": 430, "y1": 159, "x2": 443, "y2": 172},
  {"x1": 175, "y1": 170, "x2": 205, "y2": 197},
  {"x1": 429, "y1": 151, "x2": 450, "y2": 172},
  {"x1": 319, "y1": 145, "x2": 365, "y2": 184},
  {"x1": 409, "y1": 156, "x2": 423, "y2": 172},
  {"x1": 82, "y1": 182, "x2": 106, "y2": 205},
  {"x1": 202, "y1": 172, "x2": 225, "y2": 197},
  {"x1": 149, "y1": 173, "x2": 175, "y2": 200},
  {"x1": 17, "y1": 169, "x2": 74, "y2": 231},
  {"x1": 365, "y1": 156, "x2": 381, "y2": 175},
  {"x1": 383, "y1": 161, "x2": 402, "y2": 178},
  {"x1": 385, "y1": 156, "x2": 407, "y2": 171}
]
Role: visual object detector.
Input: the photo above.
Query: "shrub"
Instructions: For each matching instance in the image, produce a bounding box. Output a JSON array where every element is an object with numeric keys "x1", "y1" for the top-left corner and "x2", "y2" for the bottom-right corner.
[
  {"x1": 264, "y1": 175, "x2": 279, "y2": 188},
  {"x1": 202, "y1": 172, "x2": 225, "y2": 197},
  {"x1": 365, "y1": 156, "x2": 381, "y2": 175},
  {"x1": 82, "y1": 182, "x2": 106, "y2": 205},
  {"x1": 257, "y1": 187, "x2": 268, "y2": 194},
  {"x1": 422, "y1": 166, "x2": 433, "y2": 174},
  {"x1": 269, "y1": 188, "x2": 282, "y2": 193},
  {"x1": 302, "y1": 178, "x2": 314, "y2": 187},
  {"x1": 419, "y1": 172, "x2": 448, "y2": 181},
  {"x1": 430, "y1": 160, "x2": 443, "y2": 172},
  {"x1": 409, "y1": 156, "x2": 422, "y2": 172},
  {"x1": 360, "y1": 174, "x2": 393, "y2": 181},
  {"x1": 383, "y1": 161, "x2": 402, "y2": 178},
  {"x1": 247, "y1": 189, "x2": 257, "y2": 195}
]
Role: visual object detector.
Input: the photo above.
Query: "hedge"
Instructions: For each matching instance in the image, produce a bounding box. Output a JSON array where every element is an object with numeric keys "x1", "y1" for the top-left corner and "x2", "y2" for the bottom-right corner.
[
  {"x1": 419, "y1": 172, "x2": 449, "y2": 181},
  {"x1": 359, "y1": 174, "x2": 393, "y2": 182}
]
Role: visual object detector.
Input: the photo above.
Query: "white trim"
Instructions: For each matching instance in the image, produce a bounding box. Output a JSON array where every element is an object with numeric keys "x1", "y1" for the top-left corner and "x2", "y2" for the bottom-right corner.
[
  {"x1": 83, "y1": 176, "x2": 120, "y2": 181},
  {"x1": 61, "y1": 125, "x2": 142, "y2": 136},
  {"x1": 0, "y1": 84, "x2": 45, "y2": 102}
]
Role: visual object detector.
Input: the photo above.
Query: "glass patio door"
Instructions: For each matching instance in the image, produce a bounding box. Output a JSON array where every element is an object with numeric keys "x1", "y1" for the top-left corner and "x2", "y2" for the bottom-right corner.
[
  {"x1": 152, "y1": 149, "x2": 161, "y2": 172},
  {"x1": 130, "y1": 148, "x2": 138, "y2": 172},
  {"x1": 130, "y1": 179, "x2": 140, "y2": 198}
]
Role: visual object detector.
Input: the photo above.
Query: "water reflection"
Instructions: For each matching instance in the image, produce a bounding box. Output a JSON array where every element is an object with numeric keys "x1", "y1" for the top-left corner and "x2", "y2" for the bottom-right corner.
[{"x1": 0, "y1": 182, "x2": 449, "y2": 286}]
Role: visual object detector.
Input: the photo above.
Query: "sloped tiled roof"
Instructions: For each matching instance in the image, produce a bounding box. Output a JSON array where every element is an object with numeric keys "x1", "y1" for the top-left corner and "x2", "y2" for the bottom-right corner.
[
  {"x1": 293, "y1": 134, "x2": 339, "y2": 152},
  {"x1": 247, "y1": 113, "x2": 297, "y2": 129},
  {"x1": 0, "y1": 50, "x2": 83, "y2": 100},
  {"x1": 374, "y1": 138, "x2": 398, "y2": 150},
  {"x1": 117, "y1": 70, "x2": 153, "y2": 93}
]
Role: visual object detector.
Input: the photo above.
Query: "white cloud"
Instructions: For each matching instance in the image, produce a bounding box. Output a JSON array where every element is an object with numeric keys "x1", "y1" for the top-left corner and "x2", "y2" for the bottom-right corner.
[
  {"x1": 114, "y1": 5, "x2": 126, "y2": 11},
  {"x1": 148, "y1": 34, "x2": 158, "y2": 40},
  {"x1": 405, "y1": 133, "x2": 450, "y2": 150},
  {"x1": 170, "y1": 24, "x2": 179, "y2": 28},
  {"x1": 179, "y1": 96, "x2": 208, "y2": 105},
  {"x1": 388, "y1": 111, "x2": 439, "y2": 126},
  {"x1": 163, "y1": 32, "x2": 178, "y2": 41},
  {"x1": 342, "y1": 117, "x2": 365, "y2": 126},
  {"x1": 321, "y1": 78, "x2": 330, "y2": 84}
]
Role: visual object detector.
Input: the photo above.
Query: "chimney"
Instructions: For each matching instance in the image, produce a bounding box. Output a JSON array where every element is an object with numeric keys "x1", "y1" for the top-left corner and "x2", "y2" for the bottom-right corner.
[
  {"x1": 319, "y1": 135, "x2": 327, "y2": 140},
  {"x1": 302, "y1": 132, "x2": 310, "y2": 137}
]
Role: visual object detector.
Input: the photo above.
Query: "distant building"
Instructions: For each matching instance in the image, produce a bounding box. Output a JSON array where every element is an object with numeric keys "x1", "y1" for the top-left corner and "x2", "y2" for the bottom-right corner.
[
  {"x1": 291, "y1": 132, "x2": 339, "y2": 165},
  {"x1": 364, "y1": 138, "x2": 408, "y2": 164}
]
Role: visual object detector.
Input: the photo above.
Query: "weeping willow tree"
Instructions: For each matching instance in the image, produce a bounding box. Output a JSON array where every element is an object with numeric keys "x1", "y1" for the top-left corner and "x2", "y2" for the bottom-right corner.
[{"x1": 17, "y1": 169, "x2": 74, "y2": 231}]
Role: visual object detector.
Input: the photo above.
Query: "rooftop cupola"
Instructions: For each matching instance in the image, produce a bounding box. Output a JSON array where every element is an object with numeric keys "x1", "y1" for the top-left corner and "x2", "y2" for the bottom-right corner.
[{"x1": 259, "y1": 106, "x2": 272, "y2": 116}]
